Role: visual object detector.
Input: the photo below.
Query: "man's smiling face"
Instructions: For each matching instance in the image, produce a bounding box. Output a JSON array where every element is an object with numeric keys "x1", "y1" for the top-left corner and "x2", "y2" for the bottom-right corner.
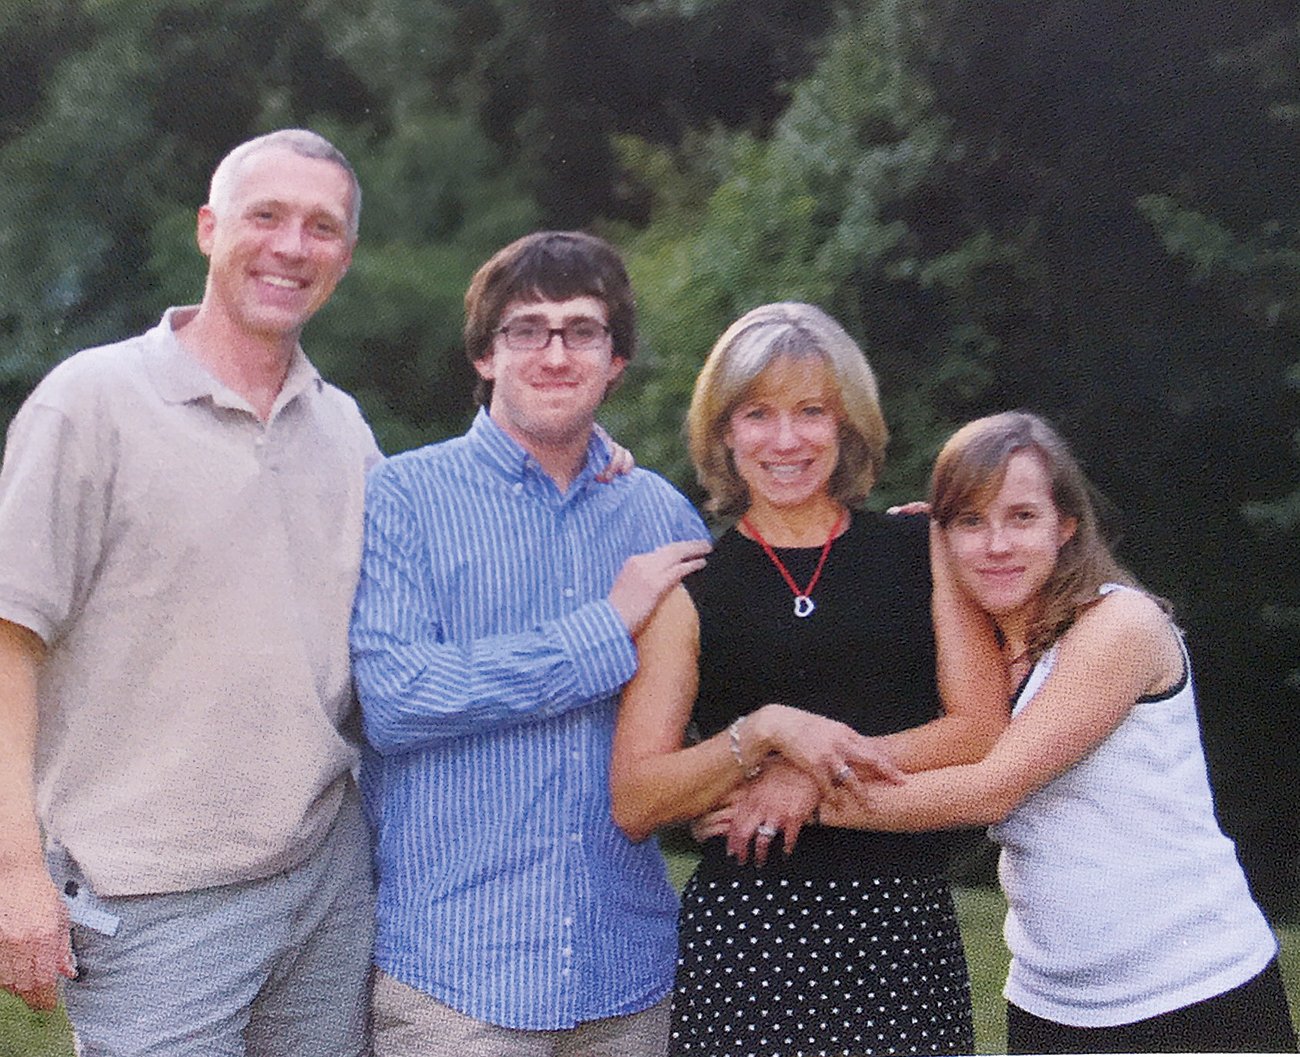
[
  {"x1": 476, "y1": 295, "x2": 626, "y2": 457},
  {"x1": 196, "y1": 146, "x2": 354, "y2": 342}
]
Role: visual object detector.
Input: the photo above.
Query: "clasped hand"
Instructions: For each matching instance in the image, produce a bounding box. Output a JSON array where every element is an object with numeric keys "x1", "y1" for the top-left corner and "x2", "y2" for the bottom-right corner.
[{"x1": 693, "y1": 707, "x2": 903, "y2": 865}]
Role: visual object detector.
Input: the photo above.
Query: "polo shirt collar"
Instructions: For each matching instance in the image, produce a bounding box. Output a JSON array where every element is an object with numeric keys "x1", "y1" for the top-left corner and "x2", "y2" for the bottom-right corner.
[
  {"x1": 147, "y1": 306, "x2": 322, "y2": 413},
  {"x1": 466, "y1": 406, "x2": 611, "y2": 492}
]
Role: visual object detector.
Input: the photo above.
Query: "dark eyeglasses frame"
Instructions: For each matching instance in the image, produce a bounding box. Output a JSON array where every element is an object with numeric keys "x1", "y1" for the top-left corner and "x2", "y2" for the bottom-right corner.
[{"x1": 495, "y1": 320, "x2": 612, "y2": 352}]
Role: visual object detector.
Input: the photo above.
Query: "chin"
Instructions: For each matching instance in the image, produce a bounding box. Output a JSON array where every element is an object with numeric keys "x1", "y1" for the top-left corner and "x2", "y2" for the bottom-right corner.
[
  {"x1": 766, "y1": 488, "x2": 831, "y2": 510},
  {"x1": 242, "y1": 308, "x2": 310, "y2": 338}
]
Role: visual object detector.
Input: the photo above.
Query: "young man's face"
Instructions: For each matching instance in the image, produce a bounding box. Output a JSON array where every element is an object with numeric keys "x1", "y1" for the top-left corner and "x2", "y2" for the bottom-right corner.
[
  {"x1": 476, "y1": 295, "x2": 626, "y2": 457},
  {"x1": 196, "y1": 147, "x2": 354, "y2": 342}
]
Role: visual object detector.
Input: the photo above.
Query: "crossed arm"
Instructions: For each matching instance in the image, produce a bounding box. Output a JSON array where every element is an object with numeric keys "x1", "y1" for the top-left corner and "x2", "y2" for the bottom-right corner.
[
  {"x1": 625, "y1": 522, "x2": 1009, "y2": 861},
  {"x1": 819, "y1": 588, "x2": 1184, "y2": 832},
  {"x1": 609, "y1": 586, "x2": 908, "y2": 845}
]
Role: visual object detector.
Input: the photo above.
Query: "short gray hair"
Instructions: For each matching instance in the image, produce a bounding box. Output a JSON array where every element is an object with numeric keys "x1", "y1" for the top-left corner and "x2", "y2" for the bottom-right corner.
[{"x1": 207, "y1": 129, "x2": 361, "y2": 242}]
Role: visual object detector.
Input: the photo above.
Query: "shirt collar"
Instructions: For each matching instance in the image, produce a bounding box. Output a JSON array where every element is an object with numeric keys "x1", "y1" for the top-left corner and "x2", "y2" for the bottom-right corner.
[
  {"x1": 466, "y1": 407, "x2": 612, "y2": 492},
  {"x1": 147, "y1": 306, "x2": 322, "y2": 412}
]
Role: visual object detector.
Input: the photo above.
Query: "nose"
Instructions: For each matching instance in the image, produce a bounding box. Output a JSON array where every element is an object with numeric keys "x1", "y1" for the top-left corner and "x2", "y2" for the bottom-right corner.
[
  {"x1": 538, "y1": 330, "x2": 569, "y2": 366},
  {"x1": 772, "y1": 413, "x2": 800, "y2": 449},
  {"x1": 985, "y1": 522, "x2": 1012, "y2": 553},
  {"x1": 269, "y1": 220, "x2": 308, "y2": 258}
]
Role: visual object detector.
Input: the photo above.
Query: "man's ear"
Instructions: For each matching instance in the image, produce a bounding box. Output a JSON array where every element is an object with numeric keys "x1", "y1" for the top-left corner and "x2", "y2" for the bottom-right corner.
[
  {"x1": 196, "y1": 205, "x2": 217, "y2": 257},
  {"x1": 608, "y1": 356, "x2": 628, "y2": 387},
  {"x1": 473, "y1": 352, "x2": 496, "y2": 382}
]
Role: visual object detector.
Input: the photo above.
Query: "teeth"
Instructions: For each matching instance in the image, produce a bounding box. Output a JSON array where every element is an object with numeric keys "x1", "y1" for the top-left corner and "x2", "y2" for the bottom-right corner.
[
  {"x1": 765, "y1": 464, "x2": 805, "y2": 481},
  {"x1": 262, "y1": 275, "x2": 303, "y2": 289}
]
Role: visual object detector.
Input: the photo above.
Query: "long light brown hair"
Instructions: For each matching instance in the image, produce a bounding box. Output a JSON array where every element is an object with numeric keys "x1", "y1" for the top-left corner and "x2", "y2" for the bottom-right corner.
[{"x1": 930, "y1": 411, "x2": 1169, "y2": 661}]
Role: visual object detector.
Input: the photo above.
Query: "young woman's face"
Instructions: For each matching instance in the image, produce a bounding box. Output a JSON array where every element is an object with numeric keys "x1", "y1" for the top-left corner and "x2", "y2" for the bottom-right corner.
[
  {"x1": 725, "y1": 356, "x2": 841, "y2": 516},
  {"x1": 944, "y1": 450, "x2": 1078, "y2": 626}
]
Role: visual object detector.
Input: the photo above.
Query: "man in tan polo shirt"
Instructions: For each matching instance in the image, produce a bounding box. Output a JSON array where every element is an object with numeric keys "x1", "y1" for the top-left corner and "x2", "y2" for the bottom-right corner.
[{"x1": 0, "y1": 129, "x2": 379, "y2": 1055}]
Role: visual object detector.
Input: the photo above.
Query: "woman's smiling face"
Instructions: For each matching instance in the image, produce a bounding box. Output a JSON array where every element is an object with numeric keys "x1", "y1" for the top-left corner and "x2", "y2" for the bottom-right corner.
[
  {"x1": 725, "y1": 355, "x2": 841, "y2": 517},
  {"x1": 944, "y1": 449, "x2": 1078, "y2": 628}
]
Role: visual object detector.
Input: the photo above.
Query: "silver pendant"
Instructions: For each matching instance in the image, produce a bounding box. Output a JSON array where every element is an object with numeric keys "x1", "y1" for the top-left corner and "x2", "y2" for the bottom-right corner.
[{"x1": 793, "y1": 595, "x2": 815, "y2": 618}]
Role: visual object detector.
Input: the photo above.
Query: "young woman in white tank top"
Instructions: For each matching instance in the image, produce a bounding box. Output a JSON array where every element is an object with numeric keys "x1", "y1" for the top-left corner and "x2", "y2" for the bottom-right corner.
[{"x1": 819, "y1": 410, "x2": 1296, "y2": 1053}]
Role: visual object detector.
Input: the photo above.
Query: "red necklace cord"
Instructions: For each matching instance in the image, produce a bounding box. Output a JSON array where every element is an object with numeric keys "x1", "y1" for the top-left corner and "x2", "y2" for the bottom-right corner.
[{"x1": 740, "y1": 510, "x2": 847, "y2": 618}]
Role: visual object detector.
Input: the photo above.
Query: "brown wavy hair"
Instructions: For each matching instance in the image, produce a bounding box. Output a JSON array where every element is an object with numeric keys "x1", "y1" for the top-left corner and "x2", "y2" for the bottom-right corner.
[
  {"x1": 463, "y1": 231, "x2": 636, "y2": 406},
  {"x1": 929, "y1": 411, "x2": 1169, "y2": 661}
]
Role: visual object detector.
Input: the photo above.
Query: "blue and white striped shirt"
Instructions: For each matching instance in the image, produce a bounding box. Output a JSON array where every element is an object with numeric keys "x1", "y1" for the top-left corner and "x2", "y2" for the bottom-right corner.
[{"x1": 351, "y1": 408, "x2": 708, "y2": 1029}]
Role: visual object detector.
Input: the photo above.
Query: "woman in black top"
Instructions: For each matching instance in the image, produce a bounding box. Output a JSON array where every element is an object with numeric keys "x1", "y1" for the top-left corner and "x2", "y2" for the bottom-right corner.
[{"x1": 610, "y1": 302, "x2": 1005, "y2": 1056}]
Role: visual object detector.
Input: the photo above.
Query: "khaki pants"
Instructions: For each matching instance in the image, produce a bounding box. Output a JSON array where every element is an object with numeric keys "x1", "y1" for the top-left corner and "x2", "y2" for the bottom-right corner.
[{"x1": 373, "y1": 971, "x2": 670, "y2": 1057}]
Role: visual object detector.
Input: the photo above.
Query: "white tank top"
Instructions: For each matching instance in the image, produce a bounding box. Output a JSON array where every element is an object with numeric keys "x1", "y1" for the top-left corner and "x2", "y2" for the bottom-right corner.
[{"x1": 991, "y1": 586, "x2": 1277, "y2": 1027}]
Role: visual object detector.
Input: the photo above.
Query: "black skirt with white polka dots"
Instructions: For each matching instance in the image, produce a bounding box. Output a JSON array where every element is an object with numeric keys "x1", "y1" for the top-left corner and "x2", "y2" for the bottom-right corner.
[{"x1": 670, "y1": 868, "x2": 974, "y2": 1057}]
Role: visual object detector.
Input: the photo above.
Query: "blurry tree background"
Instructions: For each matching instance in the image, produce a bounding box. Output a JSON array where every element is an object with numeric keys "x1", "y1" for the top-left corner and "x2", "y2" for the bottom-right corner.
[{"x1": 2, "y1": 0, "x2": 1297, "y2": 914}]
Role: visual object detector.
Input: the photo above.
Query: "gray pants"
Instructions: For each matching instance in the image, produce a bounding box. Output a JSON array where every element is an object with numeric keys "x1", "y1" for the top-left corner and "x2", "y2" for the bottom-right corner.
[
  {"x1": 47, "y1": 785, "x2": 375, "y2": 1057},
  {"x1": 373, "y1": 971, "x2": 670, "y2": 1057}
]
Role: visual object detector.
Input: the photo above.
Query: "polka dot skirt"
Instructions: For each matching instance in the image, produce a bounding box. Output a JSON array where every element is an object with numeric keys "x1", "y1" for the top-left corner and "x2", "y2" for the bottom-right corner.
[{"x1": 669, "y1": 871, "x2": 973, "y2": 1057}]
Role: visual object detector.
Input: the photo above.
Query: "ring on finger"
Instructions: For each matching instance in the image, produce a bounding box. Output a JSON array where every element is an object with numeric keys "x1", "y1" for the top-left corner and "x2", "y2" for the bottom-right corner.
[
  {"x1": 756, "y1": 822, "x2": 778, "y2": 839},
  {"x1": 832, "y1": 763, "x2": 852, "y2": 786}
]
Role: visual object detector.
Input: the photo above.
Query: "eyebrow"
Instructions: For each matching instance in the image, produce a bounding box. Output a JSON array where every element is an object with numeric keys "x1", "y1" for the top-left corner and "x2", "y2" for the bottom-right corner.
[
  {"x1": 242, "y1": 198, "x2": 345, "y2": 220},
  {"x1": 501, "y1": 311, "x2": 608, "y2": 324}
]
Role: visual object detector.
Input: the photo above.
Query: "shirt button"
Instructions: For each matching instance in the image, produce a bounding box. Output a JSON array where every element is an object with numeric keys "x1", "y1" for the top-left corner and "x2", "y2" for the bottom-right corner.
[
  {"x1": 513, "y1": 482, "x2": 524, "y2": 494},
  {"x1": 562, "y1": 586, "x2": 575, "y2": 598},
  {"x1": 569, "y1": 832, "x2": 581, "y2": 843},
  {"x1": 563, "y1": 916, "x2": 574, "y2": 927},
  {"x1": 561, "y1": 947, "x2": 573, "y2": 958}
]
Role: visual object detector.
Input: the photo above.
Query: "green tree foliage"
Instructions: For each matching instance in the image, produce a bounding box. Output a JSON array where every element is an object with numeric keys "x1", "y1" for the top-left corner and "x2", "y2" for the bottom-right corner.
[
  {"x1": 1138, "y1": 196, "x2": 1300, "y2": 682},
  {"x1": 0, "y1": 0, "x2": 541, "y2": 447},
  {"x1": 0, "y1": 0, "x2": 837, "y2": 447}
]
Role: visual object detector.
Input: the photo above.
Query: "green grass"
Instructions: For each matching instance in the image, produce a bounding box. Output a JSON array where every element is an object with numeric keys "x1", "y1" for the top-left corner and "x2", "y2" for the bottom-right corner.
[
  {"x1": 0, "y1": 997, "x2": 73, "y2": 1057},
  {"x1": 3, "y1": 877, "x2": 1296, "y2": 1055},
  {"x1": 953, "y1": 885, "x2": 1012, "y2": 1053}
]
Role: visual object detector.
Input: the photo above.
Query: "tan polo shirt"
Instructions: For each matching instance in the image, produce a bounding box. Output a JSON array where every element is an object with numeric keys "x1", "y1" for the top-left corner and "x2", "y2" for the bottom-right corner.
[{"x1": 0, "y1": 307, "x2": 381, "y2": 895}]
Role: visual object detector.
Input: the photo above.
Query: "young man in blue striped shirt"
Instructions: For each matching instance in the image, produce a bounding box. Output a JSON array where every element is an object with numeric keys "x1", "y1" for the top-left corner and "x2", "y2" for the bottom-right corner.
[{"x1": 351, "y1": 231, "x2": 712, "y2": 1056}]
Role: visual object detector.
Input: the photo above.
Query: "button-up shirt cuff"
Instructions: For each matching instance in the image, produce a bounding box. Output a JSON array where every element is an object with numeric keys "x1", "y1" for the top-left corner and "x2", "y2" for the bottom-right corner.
[{"x1": 556, "y1": 600, "x2": 638, "y2": 699}]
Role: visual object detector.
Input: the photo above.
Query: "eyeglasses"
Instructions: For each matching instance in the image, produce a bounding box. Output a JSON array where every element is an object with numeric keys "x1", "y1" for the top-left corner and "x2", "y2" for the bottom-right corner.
[{"x1": 496, "y1": 318, "x2": 611, "y2": 352}]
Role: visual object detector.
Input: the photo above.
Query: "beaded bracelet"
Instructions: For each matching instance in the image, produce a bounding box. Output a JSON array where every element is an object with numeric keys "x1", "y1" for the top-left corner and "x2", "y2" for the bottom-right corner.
[{"x1": 728, "y1": 715, "x2": 763, "y2": 780}]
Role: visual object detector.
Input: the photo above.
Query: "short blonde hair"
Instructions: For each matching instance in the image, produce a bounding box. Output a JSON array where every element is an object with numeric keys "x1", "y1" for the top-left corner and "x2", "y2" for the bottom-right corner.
[{"x1": 687, "y1": 302, "x2": 889, "y2": 517}]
